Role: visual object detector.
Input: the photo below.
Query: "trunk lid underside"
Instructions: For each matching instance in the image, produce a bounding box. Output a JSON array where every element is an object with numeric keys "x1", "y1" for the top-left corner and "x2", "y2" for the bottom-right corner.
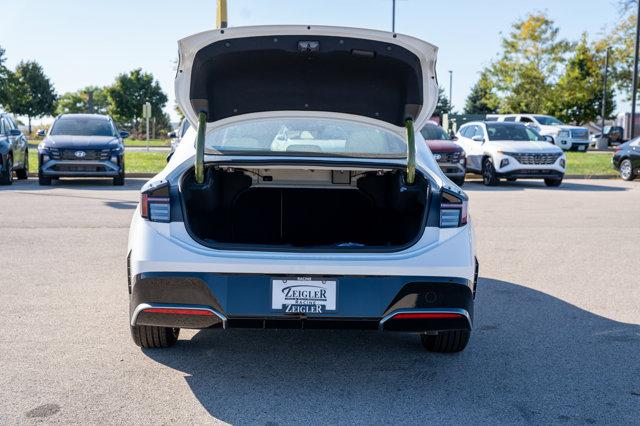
[{"x1": 176, "y1": 26, "x2": 438, "y2": 129}]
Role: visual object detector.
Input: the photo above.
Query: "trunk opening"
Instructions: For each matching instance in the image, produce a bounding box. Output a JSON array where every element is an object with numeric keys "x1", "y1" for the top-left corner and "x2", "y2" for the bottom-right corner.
[{"x1": 180, "y1": 165, "x2": 429, "y2": 251}]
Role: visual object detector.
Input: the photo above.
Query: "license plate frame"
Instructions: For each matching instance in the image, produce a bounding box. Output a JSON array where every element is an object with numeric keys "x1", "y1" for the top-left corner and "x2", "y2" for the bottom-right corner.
[{"x1": 271, "y1": 277, "x2": 337, "y2": 314}]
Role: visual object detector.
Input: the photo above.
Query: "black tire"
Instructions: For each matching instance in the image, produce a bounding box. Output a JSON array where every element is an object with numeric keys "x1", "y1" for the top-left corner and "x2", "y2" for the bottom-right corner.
[
  {"x1": 420, "y1": 330, "x2": 470, "y2": 353},
  {"x1": 506, "y1": 177, "x2": 517, "y2": 182},
  {"x1": 619, "y1": 159, "x2": 636, "y2": 181},
  {"x1": 130, "y1": 325, "x2": 179, "y2": 348},
  {"x1": 451, "y1": 176, "x2": 465, "y2": 187},
  {"x1": 544, "y1": 177, "x2": 563, "y2": 187},
  {"x1": 0, "y1": 155, "x2": 13, "y2": 185},
  {"x1": 482, "y1": 158, "x2": 499, "y2": 186},
  {"x1": 16, "y1": 151, "x2": 28, "y2": 179},
  {"x1": 113, "y1": 175, "x2": 125, "y2": 186},
  {"x1": 38, "y1": 171, "x2": 52, "y2": 185}
]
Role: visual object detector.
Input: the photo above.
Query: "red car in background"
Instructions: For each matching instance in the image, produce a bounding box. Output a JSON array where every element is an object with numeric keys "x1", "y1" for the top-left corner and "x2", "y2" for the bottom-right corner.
[{"x1": 420, "y1": 122, "x2": 466, "y2": 186}]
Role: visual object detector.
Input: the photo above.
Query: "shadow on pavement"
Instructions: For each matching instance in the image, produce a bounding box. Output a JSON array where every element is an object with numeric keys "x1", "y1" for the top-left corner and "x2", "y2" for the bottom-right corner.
[
  {"x1": 142, "y1": 278, "x2": 640, "y2": 424},
  {"x1": 464, "y1": 179, "x2": 628, "y2": 192},
  {"x1": 0, "y1": 178, "x2": 147, "y2": 192}
]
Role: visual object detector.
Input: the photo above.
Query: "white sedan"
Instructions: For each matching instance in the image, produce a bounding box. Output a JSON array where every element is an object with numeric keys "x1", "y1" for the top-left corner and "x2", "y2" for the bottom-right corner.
[
  {"x1": 127, "y1": 25, "x2": 478, "y2": 353},
  {"x1": 455, "y1": 121, "x2": 566, "y2": 186}
]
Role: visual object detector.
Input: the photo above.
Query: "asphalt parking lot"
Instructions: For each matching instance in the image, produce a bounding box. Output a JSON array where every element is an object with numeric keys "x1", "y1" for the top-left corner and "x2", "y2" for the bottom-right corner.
[{"x1": 1, "y1": 177, "x2": 639, "y2": 424}]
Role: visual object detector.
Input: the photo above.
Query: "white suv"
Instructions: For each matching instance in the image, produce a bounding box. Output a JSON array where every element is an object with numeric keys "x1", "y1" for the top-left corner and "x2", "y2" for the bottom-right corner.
[
  {"x1": 455, "y1": 121, "x2": 566, "y2": 186},
  {"x1": 488, "y1": 114, "x2": 590, "y2": 152}
]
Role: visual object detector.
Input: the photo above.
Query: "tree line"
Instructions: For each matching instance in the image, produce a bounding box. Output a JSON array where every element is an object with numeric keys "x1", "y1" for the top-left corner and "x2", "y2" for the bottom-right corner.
[
  {"x1": 0, "y1": 47, "x2": 170, "y2": 136},
  {"x1": 462, "y1": 6, "x2": 639, "y2": 125}
]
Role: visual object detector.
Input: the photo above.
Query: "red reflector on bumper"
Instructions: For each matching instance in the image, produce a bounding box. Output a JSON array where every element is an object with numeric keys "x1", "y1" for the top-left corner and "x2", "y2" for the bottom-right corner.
[
  {"x1": 144, "y1": 308, "x2": 214, "y2": 316},
  {"x1": 392, "y1": 312, "x2": 463, "y2": 320}
]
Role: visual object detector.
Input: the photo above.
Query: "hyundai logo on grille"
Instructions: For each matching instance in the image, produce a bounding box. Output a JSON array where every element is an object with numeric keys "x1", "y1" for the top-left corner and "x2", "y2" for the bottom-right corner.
[
  {"x1": 74, "y1": 150, "x2": 86, "y2": 158},
  {"x1": 434, "y1": 154, "x2": 441, "y2": 160}
]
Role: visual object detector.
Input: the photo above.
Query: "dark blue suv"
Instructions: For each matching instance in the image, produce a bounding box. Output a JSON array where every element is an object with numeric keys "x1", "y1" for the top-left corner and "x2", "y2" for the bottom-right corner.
[
  {"x1": 0, "y1": 112, "x2": 29, "y2": 185},
  {"x1": 37, "y1": 114, "x2": 128, "y2": 185}
]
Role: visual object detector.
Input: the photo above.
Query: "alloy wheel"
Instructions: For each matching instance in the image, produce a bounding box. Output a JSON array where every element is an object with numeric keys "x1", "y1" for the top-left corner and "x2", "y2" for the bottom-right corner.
[{"x1": 620, "y1": 159, "x2": 632, "y2": 180}]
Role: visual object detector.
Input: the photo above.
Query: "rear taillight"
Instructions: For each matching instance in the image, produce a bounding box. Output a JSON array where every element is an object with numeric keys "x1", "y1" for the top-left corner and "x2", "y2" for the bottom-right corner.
[
  {"x1": 440, "y1": 190, "x2": 468, "y2": 228},
  {"x1": 140, "y1": 182, "x2": 171, "y2": 223}
]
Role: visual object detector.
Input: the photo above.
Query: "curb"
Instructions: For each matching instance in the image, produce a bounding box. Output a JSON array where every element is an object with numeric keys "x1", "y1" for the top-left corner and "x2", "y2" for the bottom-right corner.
[
  {"x1": 126, "y1": 173, "x2": 157, "y2": 178},
  {"x1": 563, "y1": 175, "x2": 618, "y2": 179}
]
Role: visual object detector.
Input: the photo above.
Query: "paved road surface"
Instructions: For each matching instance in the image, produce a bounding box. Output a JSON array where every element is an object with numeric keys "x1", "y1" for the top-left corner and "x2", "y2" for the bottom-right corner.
[{"x1": 1, "y1": 178, "x2": 639, "y2": 424}]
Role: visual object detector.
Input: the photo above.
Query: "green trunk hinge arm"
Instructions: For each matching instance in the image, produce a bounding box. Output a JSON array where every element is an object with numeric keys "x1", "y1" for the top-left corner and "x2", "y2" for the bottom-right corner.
[
  {"x1": 194, "y1": 111, "x2": 206, "y2": 184},
  {"x1": 405, "y1": 118, "x2": 416, "y2": 185}
]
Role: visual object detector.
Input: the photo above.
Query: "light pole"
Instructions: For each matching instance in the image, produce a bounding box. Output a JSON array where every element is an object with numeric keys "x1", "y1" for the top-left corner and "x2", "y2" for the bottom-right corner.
[
  {"x1": 601, "y1": 47, "x2": 610, "y2": 135},
  {"x1": 448, "y1": 70, "x2": 453, "y2": 111},
  {"x1": 631, "y1": 0, "x2": 640, "y2": 138},
  {"x1": 391, "y1": 0, "x2": 396, "y2": 33}
]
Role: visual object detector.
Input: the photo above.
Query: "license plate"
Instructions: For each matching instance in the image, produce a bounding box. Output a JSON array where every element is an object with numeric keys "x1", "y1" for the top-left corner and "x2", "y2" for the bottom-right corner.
[
  {"x1": 272, "y1": 278, "x2": 336, "y2": 313},
  {"x1": 578, "y1": 145, "x2": 585, "y2": 151}
]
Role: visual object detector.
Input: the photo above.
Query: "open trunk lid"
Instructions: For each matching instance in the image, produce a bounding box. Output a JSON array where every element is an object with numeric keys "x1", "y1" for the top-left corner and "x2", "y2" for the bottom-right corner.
[{"x1": 175, "y1": 25, "x2": 438, "y2": 130}]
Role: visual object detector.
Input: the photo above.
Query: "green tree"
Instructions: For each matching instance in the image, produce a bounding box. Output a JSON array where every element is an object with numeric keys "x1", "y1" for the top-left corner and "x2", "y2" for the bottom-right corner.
[
  {"x1": 57, "y1": 86, "x2": 109, "y2": 115},
  {"x1": 3, "y1": 61, "x2": 57, "y2": 133},
  {"x1": 464, "y1": 70, "x2": 500, "y2": 114},
  {"x1": 433, "y1": 87, "x2": 452, "y2": 117},
  {"x1": 597, "y1": 10, "x2": 637, "y2": 97},
  {"x1": 491, "y1": 13, "x2": 572, "y2": 113},
  {"x1": 549, "y1": 35, "x2": 616, "y2": 125},
  {"x1": 0, "y1": 46, "x2": 9, "y2": 107},
  {"x1": 106, "y1": 68, "x2": 168, "y2": 133}
]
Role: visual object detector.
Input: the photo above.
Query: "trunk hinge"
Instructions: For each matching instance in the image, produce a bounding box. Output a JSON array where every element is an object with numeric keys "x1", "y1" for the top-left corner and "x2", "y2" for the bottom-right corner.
[
  {"x1": 194, "y1": 111, "x2": 206, "y2": 184},
  {"x1": 405, "y1": 118, "x2": 416, "y2": 185}
]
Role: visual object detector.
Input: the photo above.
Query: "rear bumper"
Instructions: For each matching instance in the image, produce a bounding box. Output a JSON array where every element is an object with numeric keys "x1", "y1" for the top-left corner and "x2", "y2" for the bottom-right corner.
[
  {"x1": 128, "y1": 270, "x2": 477, "y2": 332},
  {"x1": 436, "y1": 162, "x2": 465, "y2": 178},
  {"x1": 40, "y1": 159, "x2": 122, "y2": 177},
  {"x1": 557, "y1": 138, "x2": 589, "y2": 151}
]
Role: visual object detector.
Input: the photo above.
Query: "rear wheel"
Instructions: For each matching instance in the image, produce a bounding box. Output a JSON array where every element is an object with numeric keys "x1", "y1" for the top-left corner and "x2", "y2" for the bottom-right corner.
[
  {"x1": 482, "y1": 158, "x2": 499, "y2": 186},
  {"x1": 113, "y1": 175, "x2": 125, "y2": 186},
  {"x1": 0, "y1": 155, "x2": 13, "y2": 185},
  {"x1": 130, "y1": 325, "x2": 179, "y2": 348},
  {"x1": 620, "y1": 159, "x2": 636, "y2": 181},
  {"x1": 420, "y1": 330, "x2": 470, "y2": 353},
  {"x1": 16, "y1": 152, "x2": 28, "y2": 179},
  {"x1": 451, "y1": 176, "x2": 465, "y2": 187},
  {"x1": 38, "y1": 171, "x2": 52, "y2": 185},
  {"x1": 544, "y1": 177, "x2": 563, "y2": 187}
]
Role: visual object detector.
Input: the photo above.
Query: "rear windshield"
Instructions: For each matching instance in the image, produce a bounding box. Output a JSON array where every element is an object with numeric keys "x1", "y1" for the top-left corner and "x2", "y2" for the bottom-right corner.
[
  {"x1": 420, "y1": 125, "x2": 449, "y2": 141},
  {"x1": 486, "y1": 123, "x2": 544, "y2": 142},
  {"x1": 533, "y1": 115, "x2": 563, "y2": 126},
  {"x1": 205, "y1": 117, "x2": 406, "y2": 158},
  {"x1": 50, "y1": 117, "x2": 115, "y2": 137}
]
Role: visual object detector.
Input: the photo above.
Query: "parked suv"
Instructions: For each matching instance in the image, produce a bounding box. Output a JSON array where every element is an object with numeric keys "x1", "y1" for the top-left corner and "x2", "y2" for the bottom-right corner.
[
  {"x1": 488, "y1": 114, "x2": 590, "y2": 152},
  {"x1": 37, "y1": 114, "x2": 128, "y2": 185},
  {"x1": 420, "y1": 122, "x2": 466, "y2": 186},
  {"x1": 455, "y1": 121, "x2": 566, "y2": 186},
  {"x1": 0, "y1": 112, "x2": 29, "y2": 185}
]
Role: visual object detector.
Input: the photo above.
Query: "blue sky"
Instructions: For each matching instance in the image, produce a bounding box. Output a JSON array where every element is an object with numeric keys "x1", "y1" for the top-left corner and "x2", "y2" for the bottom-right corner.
[{"x1": 0, "y1": 0, "x2": 624, "y2": 122}]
